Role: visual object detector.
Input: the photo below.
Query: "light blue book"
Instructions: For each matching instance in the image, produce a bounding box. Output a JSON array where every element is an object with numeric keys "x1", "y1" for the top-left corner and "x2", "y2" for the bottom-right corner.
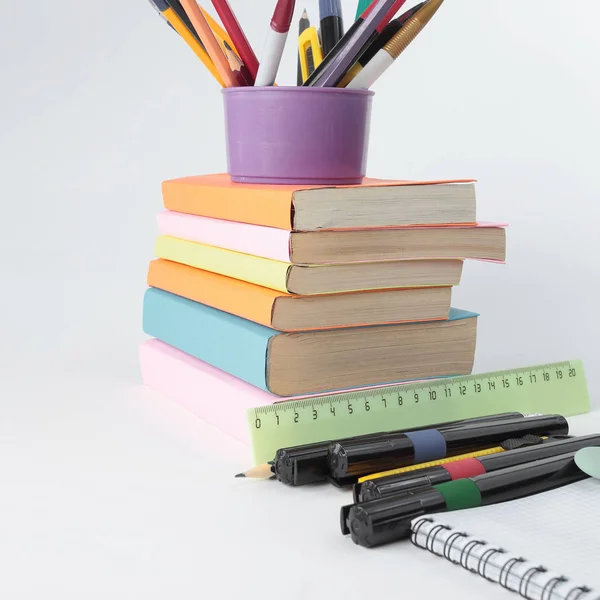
[{"x1": 142, "y1": 288, "x2": 478, "y2": 397}]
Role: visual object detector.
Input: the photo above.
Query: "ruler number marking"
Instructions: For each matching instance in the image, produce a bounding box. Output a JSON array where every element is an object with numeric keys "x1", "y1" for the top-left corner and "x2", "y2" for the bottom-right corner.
[{"x1": 252, "y1": 362, "x2": 583, "y2": 432}]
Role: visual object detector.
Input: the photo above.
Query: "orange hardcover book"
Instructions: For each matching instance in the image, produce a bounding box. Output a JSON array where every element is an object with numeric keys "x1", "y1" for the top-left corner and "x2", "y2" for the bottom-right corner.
[
  {"x1": 147, "y1": 259, "x2": 452, "y2": 332},
  {"x1": 162, "y1": 173, "x2": 477, "y2": 231}
]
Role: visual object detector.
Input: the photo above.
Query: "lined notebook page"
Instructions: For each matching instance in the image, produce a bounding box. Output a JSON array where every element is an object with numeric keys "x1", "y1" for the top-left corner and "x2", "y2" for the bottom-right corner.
[{"x1": 433, "y1": 479, "x2": 600, "y2": 593}]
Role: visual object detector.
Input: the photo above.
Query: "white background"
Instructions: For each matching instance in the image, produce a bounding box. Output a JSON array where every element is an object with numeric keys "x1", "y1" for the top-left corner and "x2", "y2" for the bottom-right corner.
[{"x1": 1, "y1": 1, "x2": 599, "y2": 598}]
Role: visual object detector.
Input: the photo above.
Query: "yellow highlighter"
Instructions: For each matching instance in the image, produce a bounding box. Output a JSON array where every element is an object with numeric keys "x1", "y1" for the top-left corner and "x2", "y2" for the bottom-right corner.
[
  {"x1": 298, "y1": 27, "x2": 323, "y2": 83},
  {"x1": 358, "y1": 446, "x2": 506, "y2": 483},
  {"x1": 149, "y1": 0, "x2": 225, "y2": 87}
]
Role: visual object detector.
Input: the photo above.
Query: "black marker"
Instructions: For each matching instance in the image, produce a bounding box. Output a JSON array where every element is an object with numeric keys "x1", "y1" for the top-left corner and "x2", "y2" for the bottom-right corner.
[
  {"x1": 272, "y1": 412, "x2": 525, "y2": 486},
  {"x1": 354, "y1": 434, "x2": 599, "y2": 501},
  {"x1": 319, "y1": 0, "x2": 344, "y2": 57},
  {"x1": 342, "y1": 450, "x2": 588, "y2": 548},
  {"x1": 327, "y1": 414, "x2": 569, "y2": 480}
]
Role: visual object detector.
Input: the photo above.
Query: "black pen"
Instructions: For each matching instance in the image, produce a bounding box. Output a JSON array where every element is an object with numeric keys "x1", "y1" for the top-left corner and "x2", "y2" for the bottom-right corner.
[
  {"x1": 319, "y1": 0, "x2": 344, "y2": 56},
  {"x1": 327, "y1": 414, "x2": 569, "y2": 480},
  {"x1": 354, "y1": 433, "x2": 600, "y2": 501},
  {"x1": 264, "y1": 413, "x2": 526, "y2": 486},
  {"x1": 342, "y1": 450, "x2": 588, "y2": 547}
]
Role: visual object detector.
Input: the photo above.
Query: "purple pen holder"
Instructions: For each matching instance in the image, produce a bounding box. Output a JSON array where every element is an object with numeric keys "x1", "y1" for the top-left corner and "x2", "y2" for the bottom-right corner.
[{"x1": 222, "y1": 86, "x2": 374, "y2": 185}]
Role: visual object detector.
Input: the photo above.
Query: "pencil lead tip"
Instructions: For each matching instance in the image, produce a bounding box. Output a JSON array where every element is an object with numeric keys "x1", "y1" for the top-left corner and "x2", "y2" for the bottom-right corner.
[
  {"x1": 235, "y1": 472, "x2": 246, "y2": 478},
  {"x1": 302, "y1": 8, "x2": 308, "y2": 17}
]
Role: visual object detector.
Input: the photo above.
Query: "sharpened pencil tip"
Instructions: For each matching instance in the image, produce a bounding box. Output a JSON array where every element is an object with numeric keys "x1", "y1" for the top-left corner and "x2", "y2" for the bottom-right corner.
[
  {"x1": 235, "y1": 472, "x2": 246, "y2": 478},
  {"x1": 302, "y1": 8, "x2": 308, "y2": 18}
]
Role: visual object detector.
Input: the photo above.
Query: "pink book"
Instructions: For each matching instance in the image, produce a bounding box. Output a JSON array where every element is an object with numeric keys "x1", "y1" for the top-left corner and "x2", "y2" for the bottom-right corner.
[
  {"x1": 157, "y1": 210, "x2": 507, "y2": 265},
  {"x1": 140, "y1": 339, "x2": 433, "y2": 446}
]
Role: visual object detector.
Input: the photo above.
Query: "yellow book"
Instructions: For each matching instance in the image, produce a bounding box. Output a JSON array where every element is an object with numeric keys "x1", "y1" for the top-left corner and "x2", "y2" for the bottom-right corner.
[
  {"x1": 154, "y1": 235, "x2": 465, "y2": 295},
  {"x1": 155, "y1": 235, "x2": 289, "y2": 292}
]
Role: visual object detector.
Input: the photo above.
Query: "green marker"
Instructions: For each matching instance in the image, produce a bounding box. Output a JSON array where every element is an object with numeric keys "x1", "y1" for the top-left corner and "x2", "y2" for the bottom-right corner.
[{"x1": 341, "y1": 451, "x2": 588, "y2": 548}]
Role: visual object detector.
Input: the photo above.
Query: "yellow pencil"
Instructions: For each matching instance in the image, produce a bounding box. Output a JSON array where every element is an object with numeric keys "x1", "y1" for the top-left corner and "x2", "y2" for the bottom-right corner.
[
  {"x1": 149, "y1": 0, "x2": 224, "y2": 86},
  {"x1": 358, "y1": 446, "x2": 506, "y2": 482},
  {"x1": 179, "y1": 0, "x2": 238, "y2": 87}
]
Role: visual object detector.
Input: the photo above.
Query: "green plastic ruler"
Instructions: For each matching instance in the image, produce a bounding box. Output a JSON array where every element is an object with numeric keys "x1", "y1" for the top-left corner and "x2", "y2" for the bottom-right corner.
[{"x1": 247, "y1": 360, "x2": 590, "y2": 464}]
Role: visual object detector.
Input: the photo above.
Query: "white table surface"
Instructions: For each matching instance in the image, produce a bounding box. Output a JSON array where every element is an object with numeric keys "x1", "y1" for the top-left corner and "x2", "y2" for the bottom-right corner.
[{"x1": 2, "y1": 349, "x2": 598, "y2": 600}]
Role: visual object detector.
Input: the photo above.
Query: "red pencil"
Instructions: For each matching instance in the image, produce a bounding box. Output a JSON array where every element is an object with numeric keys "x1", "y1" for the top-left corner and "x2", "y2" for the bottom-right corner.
[{"x1": 211, "y1": 0, "x2": 259, "y2": 83}]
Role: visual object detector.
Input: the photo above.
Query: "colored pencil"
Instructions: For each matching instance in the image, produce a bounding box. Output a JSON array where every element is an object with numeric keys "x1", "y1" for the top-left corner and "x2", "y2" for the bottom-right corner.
[
  {"x1": 211, "y1": 0, "x2": 259, "y2": 83},
  {"x1": 149, "y1": 0, "x2": 224, "y2": 86},
  {"x1": 224, "y1": 42, "x2": 252, "y2": 86},
  {"x1": 179, "y1": 0, "x2": 238, "y2": 87},
  {"x1": 201, "y1": 7, "x2": 235, "y2": 55}
]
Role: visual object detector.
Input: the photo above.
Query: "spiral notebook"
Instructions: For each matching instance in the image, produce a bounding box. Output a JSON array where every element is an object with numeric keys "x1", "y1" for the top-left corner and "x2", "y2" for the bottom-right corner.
[{"x1": 411, "y1": 479, "x2": 600, "y2": 600}]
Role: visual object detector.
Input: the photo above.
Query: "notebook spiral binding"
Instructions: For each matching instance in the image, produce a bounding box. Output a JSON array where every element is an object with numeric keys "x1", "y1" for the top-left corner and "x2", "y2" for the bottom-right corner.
[{"x1": 411, "y1": 517, "x2": 596, "y2": 600}]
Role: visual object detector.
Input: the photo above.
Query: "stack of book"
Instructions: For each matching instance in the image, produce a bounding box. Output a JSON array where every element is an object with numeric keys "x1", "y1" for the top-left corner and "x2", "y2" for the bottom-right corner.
[{"x1": 140, "y1": 174, "x2": 506, "y2": 444}]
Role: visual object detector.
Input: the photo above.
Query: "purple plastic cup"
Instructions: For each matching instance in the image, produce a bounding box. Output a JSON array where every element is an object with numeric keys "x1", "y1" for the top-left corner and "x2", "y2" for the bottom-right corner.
[{"x1": 222, "y1": 86, "x2": 374, "y2": 185}]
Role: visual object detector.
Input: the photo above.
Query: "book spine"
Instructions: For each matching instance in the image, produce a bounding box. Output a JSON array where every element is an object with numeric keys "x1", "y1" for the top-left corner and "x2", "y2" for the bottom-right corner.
[
  {"x1": 161, "y1": 180, "x2": 294, "y2": 230},
  {"x1": 139, "y1": 339, "x2": 277, "y2": 443},
  {"x1": 154, "y1": 235, "x2": 291, "y2": 293},
  {"x1": 157, "y1": 210, "x2": 293, "y2": 262},
  {"x1": 142, "y1": 288, "x2": 275, "y2": 391},
  {"x1": 147, "y1": 259, "x2": 281, "y2": 328},
  {"x1": 411, "y1": 517, "x2": 594, "y2": 599}
]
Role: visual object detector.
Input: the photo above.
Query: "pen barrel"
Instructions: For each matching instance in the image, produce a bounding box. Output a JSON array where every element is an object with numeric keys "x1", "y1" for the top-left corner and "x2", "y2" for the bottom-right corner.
[
  {"x1": 344, "y1": 488, "x2": 446, "y2": 547},
  {"x1": 443, "y1": 415, "x2": 569, "y2": 453},
  {"x1": 383, "y1": 16, "x2": 424, "y2": 59},
  {"x1": 328, "y1": 415, "x2": 567, "y2": 479},
  {"x1": 328, "y1": 435, "x2": 414, "y2": 478},
  {"x1": 480, "y1": 434, "x2": 600, "y2": 471},
  {"x1": 255, "y1": 29, "x2": 288, "y2": 86},
  {"x1": 357, "y1": 466, "x2": 450, "y2": 501},
  {"x1": 346, "y1": 49, "x2": 393, "y2": 89},
  {"x1": 274, "y1": 412, "x2": 523, "y2": 486},
  {"x1": 320, "y1": 16, "x2": 345, "y2": 56},
  {"x1": 358, "y1": 18, "x2": 404, "y2": 67},
  {"x1": 474, "y1": 451, "x2": 588, "y2": 505}
]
